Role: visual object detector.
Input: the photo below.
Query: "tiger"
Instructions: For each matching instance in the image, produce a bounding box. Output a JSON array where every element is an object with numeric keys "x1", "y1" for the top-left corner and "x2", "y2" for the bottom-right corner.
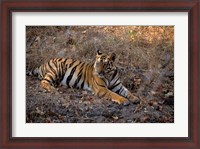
[{"x1": 28, "y1": 50, "x2": 140, "y2": 105}]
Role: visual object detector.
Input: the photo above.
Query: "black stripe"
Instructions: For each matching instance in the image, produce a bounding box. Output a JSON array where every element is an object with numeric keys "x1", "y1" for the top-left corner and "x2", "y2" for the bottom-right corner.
[
  {"x1": 111, "y1": 77, "x2": 120, "y2": 86},
  {"x1": 46, "y1": 74, "x2": 55, "y2": 84},
  {"x1": 100, "y1": 92, "x2": 107, "y2": 98},
  {"x1": 66, "y1": 62, "x2": 81, "y2": 86},
  {"x1": 119, "y1": 87, "x2": 124, "y2": 95},
  {"x1": 68, "y1": 60, "x2": 76, "y2": 68},
  {"x1": 58, "y1": 58, "x2": 63, "y2": 62},
  {"x1": 81, "y1": 64, "x2": 88, "y2": 89},
  {"x1": 73, "y1": 63, "x2": 85, "y2": 88},
  {"x1": 73, "y1": 74, "x2": 82, "y2": 88},
  {"x1": 60, "y1": 61, "x2": 65, "y2": 71},
  {"x1": 52, "y1": 60, "x2": 59, "y2": 76},
  {"x1": 111, "y1": 69, "x2": 118, "y2": 81},
  {"x1": 102, "y1": 78, "x2": 108, "y2": 86},
  {"x1": 63, "y1": 59, "x2": 68, "y2": 65},
  {"x1": 115, "y1": 86, "x2": 123, "y2": 94},
  {"x1": 77, "y1": 63, "x2": 85, "y2": 76},
  {"x1": 94, "y1": 79, "x2": 106, "y2": 88},
  {"x1": 109, "y1": 80, "x2": 120, "y2": 90},
  {"x1": 58, "y1": 63, "x2": 65, "y2": 82},
  {"x1": 47, "y1": 62, "x2": 58, "y2": 78},
  {"x1": 42, "y1": 78, "x2": 51, "y2": 83},
  {"x1": 81, "y1": 82, "x2": 84, "y2": 89},
  {"x1": 58, "y1": 59, "x2": 65, "y2": 78},
  {"x1": 52, "y1": 59, "x2": 58, "y2": 69},
  {"x1": 58, "y1": 63, "x2": 62, "y2": 77}
]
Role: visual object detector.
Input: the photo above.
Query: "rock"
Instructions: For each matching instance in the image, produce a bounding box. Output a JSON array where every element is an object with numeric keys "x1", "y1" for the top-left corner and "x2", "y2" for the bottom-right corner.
[{"x1": 165, "y1": 92, "x2": 174, "y2": 98}]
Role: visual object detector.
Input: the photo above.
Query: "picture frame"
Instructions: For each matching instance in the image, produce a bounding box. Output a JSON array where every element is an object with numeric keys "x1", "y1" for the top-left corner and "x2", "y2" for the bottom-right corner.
[{"x1": 0, "y1": 0, "x2": 199, "y2": 149}]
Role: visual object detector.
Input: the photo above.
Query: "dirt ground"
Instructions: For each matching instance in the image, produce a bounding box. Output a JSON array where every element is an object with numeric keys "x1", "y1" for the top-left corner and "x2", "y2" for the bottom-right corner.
[{"x1": 26, "y1": 26, "x2": 174, "y2": 123}]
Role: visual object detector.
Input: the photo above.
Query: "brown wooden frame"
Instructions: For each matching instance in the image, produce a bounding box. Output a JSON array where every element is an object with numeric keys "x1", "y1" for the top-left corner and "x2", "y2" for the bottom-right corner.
[{"x1": 0, "y1": 0, "x2": 199, "y2": 148}]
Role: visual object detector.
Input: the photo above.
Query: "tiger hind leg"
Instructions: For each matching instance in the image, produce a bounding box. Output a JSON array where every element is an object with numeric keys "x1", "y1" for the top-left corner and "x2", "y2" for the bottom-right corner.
[
  {"x1": 40, "y1": 73, "x2": 57, "y2": 92},
  {"x1": 40, "y1": 79, "x2": 56, "y2": 92}
]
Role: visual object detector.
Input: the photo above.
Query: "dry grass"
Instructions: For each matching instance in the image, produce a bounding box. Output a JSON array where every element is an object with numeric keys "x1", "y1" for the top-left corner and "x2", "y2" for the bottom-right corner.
[
  {"x1": 26, "y1": 26, "x2": 173, "y2": 68},
  {"x1": 26, "y1": 26, "x2": 174, "y2": 90}
]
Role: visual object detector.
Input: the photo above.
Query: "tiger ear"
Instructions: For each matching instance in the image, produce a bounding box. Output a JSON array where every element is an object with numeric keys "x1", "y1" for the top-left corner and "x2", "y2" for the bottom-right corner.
[
  {"x1": 110, "y1": 53, "x2": 116, "y2": 61},
  {"x1": 97, "y1": 50, "x2": 102, "y2": 55}
]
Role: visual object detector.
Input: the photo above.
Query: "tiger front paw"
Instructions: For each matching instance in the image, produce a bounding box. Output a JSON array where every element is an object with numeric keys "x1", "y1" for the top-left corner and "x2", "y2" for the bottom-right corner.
[
  {"x1": 129, "y1": 94, "x2": 140, "y2": 104},
  {"x1": 111, "y1": 97, "x2": 130, "y2": 106}
]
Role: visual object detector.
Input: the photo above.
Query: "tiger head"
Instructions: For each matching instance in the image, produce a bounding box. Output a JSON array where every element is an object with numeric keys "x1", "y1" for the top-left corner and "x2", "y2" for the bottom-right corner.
[{"x1": 94, "y1": 50, "x2": 117, "y2": 77}]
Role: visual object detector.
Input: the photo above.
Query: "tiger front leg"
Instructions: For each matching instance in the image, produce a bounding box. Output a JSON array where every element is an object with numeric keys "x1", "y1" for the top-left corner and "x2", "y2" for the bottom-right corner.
[
  {"x1": 127, "y1": 91, "x2": 140, "y2": 104},
  {"x1": 112, "y1": 85, "x2": 140, "y2": 104},
  {"x1": 97, "y1": 88, "x2": 130, "y2": 105}
]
